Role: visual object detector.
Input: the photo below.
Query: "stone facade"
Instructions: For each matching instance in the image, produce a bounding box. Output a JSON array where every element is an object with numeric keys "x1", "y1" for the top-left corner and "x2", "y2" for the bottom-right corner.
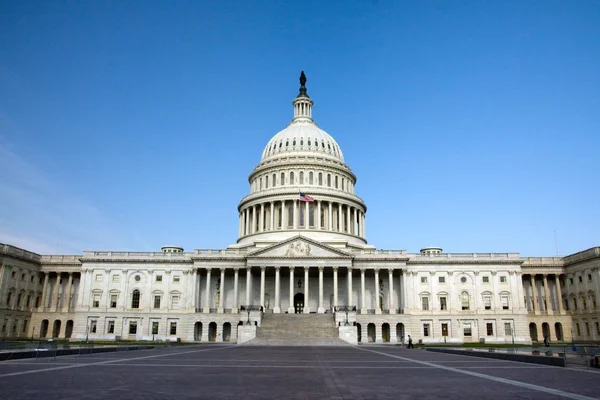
[{"x1": 1, "y1": 75, "x2": 598, "y2": 344}]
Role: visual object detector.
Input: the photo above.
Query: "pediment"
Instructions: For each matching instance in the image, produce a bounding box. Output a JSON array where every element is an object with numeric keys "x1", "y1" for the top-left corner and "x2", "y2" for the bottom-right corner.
[{"x1": 247, "y1": 236, "x2": 352, "y2": 259}]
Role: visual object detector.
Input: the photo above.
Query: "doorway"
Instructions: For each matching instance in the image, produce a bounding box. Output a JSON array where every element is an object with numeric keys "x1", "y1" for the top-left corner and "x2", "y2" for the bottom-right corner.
[{"x1": 294, "y1": 293, "x2": 305, "y2": 314}]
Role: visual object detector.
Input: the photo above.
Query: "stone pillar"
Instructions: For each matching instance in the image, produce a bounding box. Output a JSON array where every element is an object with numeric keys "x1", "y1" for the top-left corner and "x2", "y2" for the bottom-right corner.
[
  {"x1": 531, "y1": 275, "x2": 539, "y2": 313},
  {"x1": 318, "y1": 267, "x2": 324, "y2": 313},
  {"x1": 270, "y1": 201, "x2": 275, "y2": 231},
  {"x1": 543, "y1": 274, "x2": 552, "y2": 313},
  {"x1": 374, "y1": 269, "x2": 381, "y2": 314},
  {"x1": 203, "y1": 269, "x2": 211, "y2": 313},
  {"x1": 293, "y1": 200, "x2": 298, "y2": 229},
  {"x1": 244, "y1": 209, "x2": 248, "y2": 236},
  {"x1": 65, "y1": 273, "x2": 74, "y2": 311},
  {"x1": 245, "y1": 267, "x2": 251, "y2": 306},
  {"x1": 304, "y1": 267, "x2": 309, "y2": 313},
  {"x1": 260, "y1": 267, "x2": 266, "y2": 308},
  {"x1": 346, "y1": 205, "x2": 351, "y2": 233},
  {"x1": 317, "y1": 200, "x2": 322, "y2": 230},
  {"x1": 328, "y1": 202, "x2": 333, "y2": 231},
  {"x1": 41, "y1": 272, "x2": 49, "y2": 309},
  {"x1": 337, "y1": 204, "x2": 342, "y2": 232},
  {"x1": 274, "y1": 267, "x2": 281, "y2": 313},
  {"x1": 333, "y1": 267, "x2": 338, "y2": 309},
  {"x1": 232, "y1": 268, "x2": 239, "y2": 312},
  {"x1": 260, "y1": 203, "x2": 265, "y2": 232},
  {"x1": 360, "y1": 268, "x2": 366, "y2": 313},
  {"x1": 53, "y1": 273, "x2": 61, "y2": 310},
  {"x1": 347, "y1": 267, "x2": 353, "y2": 306},
  {"x1": 362, "y1": 213, "x2": 366, "y2": 238},
  {"x1": 252, "y1": 205, "x2": 257, "y2": 234},
  {"x1": 305, "y1": 201, "x2": 309, "y2": 229},
  {"x1": 281, "y1": 200, "x2": 286, "y2": 229},
  {"x1": 288, "y1": 267, "x2": 295, "y2": 313},
  {"x1": 556, "y1": 274, "x2": 565, "y2": 313},
  {"x1": 218, "y1": 268, "x2": 225, "y2": 312},
  {"x1": 388, "y1": 269, "x2": 395, "y2": 314}
]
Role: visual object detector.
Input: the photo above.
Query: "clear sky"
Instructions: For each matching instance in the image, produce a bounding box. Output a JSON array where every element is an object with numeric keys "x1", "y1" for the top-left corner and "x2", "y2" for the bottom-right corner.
[{"x1": 1, "y1": 1, "x2": 598, "y2": 257}]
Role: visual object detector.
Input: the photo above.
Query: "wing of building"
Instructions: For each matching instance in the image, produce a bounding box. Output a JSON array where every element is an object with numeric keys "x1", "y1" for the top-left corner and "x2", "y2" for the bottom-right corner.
[{"x1": 1, "y1": 74, "x2": 599, "y2": 345}]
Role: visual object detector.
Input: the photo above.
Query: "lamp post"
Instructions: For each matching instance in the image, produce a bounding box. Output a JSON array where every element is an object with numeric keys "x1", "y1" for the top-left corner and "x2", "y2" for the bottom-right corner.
[
  {"x1": 246, "y1": 307, "x2": 251, "y2": 326},
  {"x1": 345, "y1": 311, "x2": 349, "y2": 326}
]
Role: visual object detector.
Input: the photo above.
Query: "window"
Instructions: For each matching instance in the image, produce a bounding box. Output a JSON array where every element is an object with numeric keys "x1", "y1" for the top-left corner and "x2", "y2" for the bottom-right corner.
[
  {"x1": 156, "y1": 275, "x2": 163, "y2": 282},
  {"x1": 504, "y1": 322, "x2": 512, "y2": 336},
  {"x1": 173, "y1": 276, "x2": 180, "y2": 283},
  {"x1": 154, "y1": 295, "x2": 161, "y2": 309},
  {"x1": 281, "y1": 172, "x2": 285, "y2": 185},
  {"x1": 486, "y1": 323, "x2": 494, "y2": 336},
  {"x1": 90, "y1": 320, "x2": 97, "y2": 333},
  {"x1": 110, "y1": 294, "x2": 117, "y2": 308},
  {"x1": 440, "y1": 297, "x2": 447, "y2": 311},
  {"x1": 152, "y1": 321, "x2": 159, "y2": 335},
  {"x1": 17, "y1": 293, "x2": 22, "y2": 307},
  {"x1": 588, "y1": 274, "x2": 592, "y2": 282},
  {"x1": 572, "y1": 298, "x2": 578, "y2": 310},
  {"x1": 95, "y1": 274, "x2": 103, "y2": 282},
  {"x1": 92, "y1": 294, "x2": 100, "y2": 308},
  {"x1": 11, "y1": 271, "x2": 16, "y2": 278},
  {"x1": 299, "y1": 171, "x2": 304, "y2": 184},
  {"x1": 586, "y1": 322, "x2": 590, "y2": 336},
  {"x1": 460, "y1": 276, "x2": 467, "y2": 283},
  {"x1": 421, "y1": 297, "x2": 429, "y2": 311},
  {"x1": 112, "y1": 275, "x2": 120, "y2": 283},
  {"x1": 500, "y1": 276, "x2": 507, "y2": 283},
  {"x1": 21, "y1": 273, "x2": 26, "y2": 281},
  {"x1": 290, "y1": 172, "x2": 295, "y2": 184},
  {"x1": 576, "y1": 323, "x2": 581, "y2": 336},
  {"x1": 30, "y1": 276, "x2": 35, "y2": 283},
  {"x1": 107, "y1": 320, "x2": 115, "y2": 334},
  {"x1": 272, "y1": 174, "x2": 276, "y2": 187},
  {"x1": 318, "y1": 172, "x2": 322, "y2": 186},
  {"x1": 171, "y1": 295, "x2": 180, "y2": 308},
  {"x1": 334, "y1": 176, "x2": 338, "y2": 188},
  {"x1": 592, "y1": 296, "x2": 597, "y2": 310},
  {"x1": 423, "y1": 323, "x2": 430, "y2": 337},
  {"x1": 464, "y1": 326, "x2": 472, "y2": 337},
  {"x1": 23, "y1": 320, "x2": 28, "y2": 333},
  {"x1": 461, "y1": 292, "x2": 470, "y2": 310},
  {"x1": 327, "y1": 174, "x2": 331, "y2": 187},
  {"x1": 569, "y1": 278, "x2": 574, "y2": 285},
  {"x1": 596, "y1": 322, "x2": 600, "y2": 336},
  {"x1": 484, "y1": 296, "x2": 491, "y2": 310},
  {"x1": 26, "y1": 295, "x2": 31, "y2": 308},
  {"x1": 482, "y1": 276, "x2": 489, "y2": 283},
  {"x1": 170, "y1": 322, "x2": 177, "y2": 335},
  {"x1": 265, "y1": 175, "x2": 269, "y2": 188},
  {"x1": 579, "y1": 276, "x2": 583, "y2": 283},
  {"x1": 309, "y1": 172, "x2": 313, "y2": 184},
  {"x1": 6, "y1": 291, "x2": 13, "y2": 306},
  {"x1": 438, "y1": 276, "x2": 445, "y2": 284},
  {"x1": 564, "y1": 299, "x2": 569, "y2": 311},
  {"x1": 131, "y1": 290, "x2": 140, "y2": 309},
  {"x1": 129, "y1": 321, "x2": 138, "y2": 335},
  {"x1": 420, "y1": 276, "x2": 427, "y2": 284},
  {"x1": 501, "y1": 296, "x2": 509, "y2": 310},
  {"x1": 441, "y1": 323, "x2": 448, "y2": 336}
]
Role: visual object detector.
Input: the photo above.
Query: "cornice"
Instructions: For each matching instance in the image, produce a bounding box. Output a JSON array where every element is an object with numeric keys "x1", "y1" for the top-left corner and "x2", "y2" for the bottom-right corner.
[
  {"x1": 407, "y1": 259, "x2": 524, "y2": 265},
  {"x1": 190, "y1": 257, "x2": 246, "y2": 262},
  {"x1": 79, "y1": 258, "x2": 193, "y2": 264},
  {"x1": 238, "y1": 189, "x2": 367, "y2": 211},
  {"x1": 354, "y1": 258, "x2": 410, "y2": 263}
]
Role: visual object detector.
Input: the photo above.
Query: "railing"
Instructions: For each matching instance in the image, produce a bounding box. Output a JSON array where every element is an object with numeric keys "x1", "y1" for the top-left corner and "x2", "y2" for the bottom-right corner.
[
  {"x1": 334, "y1": 305, "x2": 356, "y2": 312},
  {"x1": 83, "y1": 251, "x2": 189, "y2": 258},
  {"x1": 1, "y1": 244, "x2": 42, "y2": 261},
  {"x1": 40, "y1": 255, "x2": 81, "y2": 263},
  {"x1": 240, "y1": 305, "x2": 262, "y2": 311}
]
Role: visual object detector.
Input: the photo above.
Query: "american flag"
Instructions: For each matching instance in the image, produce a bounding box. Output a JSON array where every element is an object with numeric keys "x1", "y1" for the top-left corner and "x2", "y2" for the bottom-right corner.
[{"x1": 299, "y1": 193, "x2": 315, "y2": 202}]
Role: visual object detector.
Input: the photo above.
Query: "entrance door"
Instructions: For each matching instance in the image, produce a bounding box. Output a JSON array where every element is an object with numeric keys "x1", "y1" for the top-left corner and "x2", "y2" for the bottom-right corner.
[{"x1": 294, "y1": 293, "x2": 305, "y2": 314}]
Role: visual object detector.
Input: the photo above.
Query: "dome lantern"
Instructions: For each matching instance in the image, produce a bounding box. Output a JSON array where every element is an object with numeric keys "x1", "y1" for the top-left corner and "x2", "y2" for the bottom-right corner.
[{"x1": 292, "y1": 70, "x2": 314, "y2": 122}]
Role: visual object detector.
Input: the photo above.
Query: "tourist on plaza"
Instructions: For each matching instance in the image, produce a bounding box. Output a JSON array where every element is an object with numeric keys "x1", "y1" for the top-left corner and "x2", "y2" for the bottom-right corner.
[
  {"x1": 544, "y1": 336, "x2": 550, "y2": 347},
  {"x1": 407, "y1": 335, "x2": 414, "y2": 349}
]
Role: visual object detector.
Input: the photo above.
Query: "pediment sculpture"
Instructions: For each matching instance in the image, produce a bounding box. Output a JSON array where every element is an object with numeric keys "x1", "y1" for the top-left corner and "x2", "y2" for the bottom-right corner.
[{"x1": 285, "y1": 241, "x2": 311, "y2": 257}]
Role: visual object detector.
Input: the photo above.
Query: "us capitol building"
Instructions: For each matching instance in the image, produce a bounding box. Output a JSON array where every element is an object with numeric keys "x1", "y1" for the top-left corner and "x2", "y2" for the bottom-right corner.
[{"x1": 1, "y1": 73, "x2": 599, "y2": 345}]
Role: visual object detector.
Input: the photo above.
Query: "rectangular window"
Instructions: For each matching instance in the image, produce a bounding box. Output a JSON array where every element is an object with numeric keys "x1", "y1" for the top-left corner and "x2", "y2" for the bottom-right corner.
[
  {"x1": 154, "y1": 296, "x2": 161, "y2": 309},
  {"x1": 440, "y1": 297, "x2": 447, "y2": 311},
  {"x1": 152, "y1": 321, "x2": 159, "y2": 335},
  {"x1": 504, "y1": 322, "x2": 512, "y2": 336},
  {"x1": 170, "y1": 322, "x2": 177, "y2": 335},
  {"x1": 173, "y1": 276, "x2": 180, "y2": 283},
  {"x1": 441, "y1": 323, "x2": 448, "y2": 336},
  {"x1": 423, "y1": 323, "x2": 430, "y2": 337},
  {"x1": 484, "y1": 296, "x2": 491, "y2": 310},
  {"x1": 92, "y1": 294, "x2": 100, "y2": 308},
  {"x1": 500, "y1": 276, "x2": 507, "y2": 283},
  {"x1": 486, "y1": 323, "x2": 494, "y2": 336},
  {"x1": 482, "y1": 276, "x2": 489, "y2": 283},
  {"x1": 112, "y1": 275, "x2": 120, "y2": 283},
  {"x1": 129, "y1": 321, "x2": 138, "y2": 335},
  {"x1": 464, "y1": 326, "x2": 472, "y2": 337},
  {"x1": 95, "y1": 274, "x2": 103, "y2": 282},
  {"x1": 586, "y1": 323, "x2": 590, "y2": 336},
  {"x1": 90, "y1": 320, "x2": 97, "y2": 333},
  {"x1": 23, "y1": 320, "x2": 28, "y2": 333},
  {"x1": 107, "y1": 320, "x2": 115, "y2": 334},
  {"x1": 579, "y1": 276, "x2": 583, "y2": 283},
  {"x1": 421, "y1": 276, "x2": 427, "y2": 284},
  {"x1": 588, "y1": 274, "x2": 592, "y2": 282},
  {"x1": 172, "y1": 295, "x2": 180, "y2": 308},
  {"x1": 596, "y1": 322, "x2": 600, "y2": 335},
  {"x1": 438, "y1": 276, "x2": 445, "y2": 284},
  {"x1": 156, "y1": 275, "x2": 163, "y2": 282},
  {"x1": 569, "y1": 278, "x2": 574, "y2": 285},
  {"x1": 421, "y1": 297, "x2": 429, "y2": 311},
  {"x1": 576, "y1": 323, "x2": 581, "y2": 336},
  {"x1": 110, "y1": 294, "x2": 117, "y2": 308},
  {"x1": 501, "y1": 296, "x2": 509, "y2": 310}
]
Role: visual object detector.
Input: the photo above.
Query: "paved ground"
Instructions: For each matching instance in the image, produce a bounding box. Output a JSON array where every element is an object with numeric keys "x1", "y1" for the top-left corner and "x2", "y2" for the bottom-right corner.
[{"x1": 1, "y1": 344, "x2": 599, "y2": 399}]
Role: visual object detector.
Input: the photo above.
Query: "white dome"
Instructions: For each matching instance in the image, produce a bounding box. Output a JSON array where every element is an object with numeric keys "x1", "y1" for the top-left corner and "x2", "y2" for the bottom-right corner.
[{"x1": 261, "y1": 121, "x2": 345, "y2": 162}]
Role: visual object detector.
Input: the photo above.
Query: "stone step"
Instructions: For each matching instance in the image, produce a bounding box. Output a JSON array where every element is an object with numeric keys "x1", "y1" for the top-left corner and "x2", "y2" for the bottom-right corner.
[{"x1": 251, "y1": 313, "x2": 343, "y2": 345}]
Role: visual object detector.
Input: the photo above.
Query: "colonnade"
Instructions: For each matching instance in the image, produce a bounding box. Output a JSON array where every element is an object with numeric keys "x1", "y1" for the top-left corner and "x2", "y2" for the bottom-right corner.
[
  {"x1": 522, "y1": 273, "x2": 565, "y2": 313},
  {"x1": 39, "y1": 271, "x2": 78, "y2": 311},
  {"x1": 239, "y1": 199, "x2": 365, "y2": 238}
]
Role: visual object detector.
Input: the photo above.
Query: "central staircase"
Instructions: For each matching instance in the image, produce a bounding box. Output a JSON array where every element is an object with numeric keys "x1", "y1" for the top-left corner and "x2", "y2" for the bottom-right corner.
[{"x1": 247, "y1": 313, "x2": 347, "y2": 346}]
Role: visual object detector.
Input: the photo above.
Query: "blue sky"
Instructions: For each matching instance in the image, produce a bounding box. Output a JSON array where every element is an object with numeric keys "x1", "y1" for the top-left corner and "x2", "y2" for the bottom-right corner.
[{"x1": 0, "y1": 1, "x2": 598, "y2": 256}]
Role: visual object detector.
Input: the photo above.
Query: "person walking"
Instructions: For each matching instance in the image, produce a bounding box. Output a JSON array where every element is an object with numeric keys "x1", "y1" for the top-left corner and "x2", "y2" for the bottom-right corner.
[
  {"x1": 407, "y1": 335, "x2": 414, "y2": 349},
  {"x1": 544, "y1": 336, "x2": 550, "y2": 347}
]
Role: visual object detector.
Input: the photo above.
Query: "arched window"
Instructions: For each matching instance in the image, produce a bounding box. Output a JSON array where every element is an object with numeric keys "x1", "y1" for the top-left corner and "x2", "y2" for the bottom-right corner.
[
  {"x1": 131, "y1": 290, "x2": 140, "y2": 309},
  {"x1": 318, "y1": 173, "x2": 323, "y2": 186},
  {"x1": 461, "y1": 291, "x2": 470, "y2": 310},
  {"x1": 342, "y1": 179, "x2": 345, "y2": 191},
  {"x1": 265, "y1": 175, "x2": 269, "y2": 189},
  {"x1": 327, "y1": 174, "x2": 331, "y2": 187},
  {"x1": 287, "y1": 205, "x2": 293, "y2": 228},
  {"x1": 272, "y1": 174, "x2": 276, "y2": 187},
  {"x1": 334, "y1": 176, "x2": 338, "y2": 189},
  {"x1": 259, "y1": 178, "x2": 262, "y2": 190},
  {"x1": 309, "y1": 172, "x2": 313, "y2": 184},
  {"x1": 320, "y1": 205, "x2": 325, "y2": 228},
  {"x1": 309, "y1": 203, "x2": 315, "y2": 227},
  {"x1": 290, "y1": 171, "x2": 294, "y2": 184},
  {"x1": 6, "y1": 291, "x2": 13, "y2": 306},
  {"x1": 299, "y1": 171, "x2": 304, "y2": 184},
  {"x1": 281, "y1": 172, "x2": 285, "y2": 185}
]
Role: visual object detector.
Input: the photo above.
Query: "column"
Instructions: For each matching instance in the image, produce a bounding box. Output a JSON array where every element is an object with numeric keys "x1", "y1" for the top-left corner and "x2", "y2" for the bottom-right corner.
[
  {"x1": 53, "y1": 273, "x2": 61, "y2": 310},
  {"x1": 346, "y1": 205, "x2": 351, "y2": 233},
  {"x1": 305, "y1": 201, "x2": 309, "y2": 229},
  {"x1": 556, "y1": 274, "x2": 565, "y2": 313},
  {"x1": 245, "y1": 267, "x2": 251, "y2": 306},
  {"x1": 337, "y1": 204, "x2": 342, "y2": 232},
  {"x1": 252, "y1": 205, "x2": 257, "y2": 233},
  {"x1": 362, "y1": 213, "x2": 366, "y2": 237},
  {"x1": 374, "y1": 269, "x2": 381, "y2": 314},
  {"x1": 232, "y1": 268, "x2": 239, "y2": 312},
  {"x1": 531, "y1": 275, "x2": 539, "y2": 313},
  {"x1": 218, "y1": 268, "x2": 225, "y2": 312},
  {"x1": 328, "y1": 202, "x2": 333, "y2": 231},
  {"x1": 304, "y1": 267, "x2": 309, "y2": 313},
  {"x1": 317, "y1": 200, "x2": 322, "y2": 230},
  {"x1": 270, "y1": 201, "x2": 275, "y2": 231},
  {"x1": 293, "y1": 200, "x2": 298, "y2": 229},
  {"x1": 239, "y1": 212, "x2": 243, "y2": 237},
  {"x1": 244, "y1": 209, "x2": 248, "y2": 236},
  {"x1": 360, "y1": 269, "x2": 366, "y2": 313},
  {"x1": 333, "y1": 267, "x2": 339, "y2": 309},
  {"x1": 203, "y1": 269, "x2": 211, "y2": 313},
  {"x1": 389, "y1": 269, "x2": 395, "y2": 314},
  {"x1": 318, "y1": 267, "x2": 324, "y2": 313},
  {"x1": 352, "y1": 207, "x2": 356, "y2": 235},
  {"x1": 543, "y1": 274, "x2": 552, "y2": 313},
  {"x1": 260, "y1": 267, "x2": 266, "y2": 308},
  {"x1": 65, "y1": 273, "x2": 74, "y2": 310},
  {"x1": 196, "y1": 270, "x2": 201, "y2": 311},
  {"x1": 274, "y1": 267, "x2": 281, "y2": 313},
  {"x1": 260, "y1": 203, "x2": 265, "y2": 232},
  {"x1": 281, "y1": 200, "x2": 286, "y2": 229},
  {"x1": 41, "y1": 272, "x2": 49, "y2": 309},
  {"x1": 288, "y1": 267, "x2": 295, "y2": 313},
  {"x1": 347, "y1": 267, "x2": 353, "y2": 306}
]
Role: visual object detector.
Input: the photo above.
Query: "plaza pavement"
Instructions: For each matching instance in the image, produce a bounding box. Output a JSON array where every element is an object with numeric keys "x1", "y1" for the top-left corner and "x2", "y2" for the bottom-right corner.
[{"x1": 0, "y1": 344, "x2": 599, "y2": 399}]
